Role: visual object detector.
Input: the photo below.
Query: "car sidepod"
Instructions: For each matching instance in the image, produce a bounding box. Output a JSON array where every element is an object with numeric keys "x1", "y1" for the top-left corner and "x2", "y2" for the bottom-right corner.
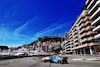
[{"x1": 51, "y1": 56, "x2": 60, "y2": 63}]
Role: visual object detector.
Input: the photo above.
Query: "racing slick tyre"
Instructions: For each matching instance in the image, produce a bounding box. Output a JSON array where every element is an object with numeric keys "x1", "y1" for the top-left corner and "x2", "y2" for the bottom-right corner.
[
  {"x1": 59, "y1": 61, "x2": 64, "y2": 64},
  {"x1": 44, "y1": 59, "x2": 47, "y2": 62},
  {"x1": 65, "y1": 60, "x2": 68, "y2": 64},
  {"x1": 50, "y1": 60, "x2": 53, "y2": 63}
]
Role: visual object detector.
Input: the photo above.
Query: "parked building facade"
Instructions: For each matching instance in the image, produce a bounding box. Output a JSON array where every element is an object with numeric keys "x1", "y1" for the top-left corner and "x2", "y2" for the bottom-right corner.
[
  {"x1": 67, "y1": 9, "x2": 100, "y2": 55},
  {"x1": 86, "y1": 0, "x2": 100, "y2": 53}
]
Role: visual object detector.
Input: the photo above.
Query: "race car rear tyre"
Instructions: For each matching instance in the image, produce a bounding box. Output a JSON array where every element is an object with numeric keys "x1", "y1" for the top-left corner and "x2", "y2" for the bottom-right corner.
[{"x1": 60, "y1": 61, "x2": 64, "y2": 64}]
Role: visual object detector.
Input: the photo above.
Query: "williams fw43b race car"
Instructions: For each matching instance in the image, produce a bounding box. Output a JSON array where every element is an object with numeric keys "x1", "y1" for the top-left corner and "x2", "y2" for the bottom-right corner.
[{"x1": 40, "y1": 56, "x2": 68, "y2": 64}]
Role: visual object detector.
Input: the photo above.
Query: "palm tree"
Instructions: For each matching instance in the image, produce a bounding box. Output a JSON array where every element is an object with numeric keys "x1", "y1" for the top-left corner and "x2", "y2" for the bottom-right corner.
[{"x1": 81, "y1": 4, "x2": 87, "y2": 10}]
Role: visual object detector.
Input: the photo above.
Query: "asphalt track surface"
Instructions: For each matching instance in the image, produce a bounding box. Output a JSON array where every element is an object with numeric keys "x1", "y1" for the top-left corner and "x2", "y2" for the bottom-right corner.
[{"x1": 0, "y1": 56, "x2": 100, "y2": 67}]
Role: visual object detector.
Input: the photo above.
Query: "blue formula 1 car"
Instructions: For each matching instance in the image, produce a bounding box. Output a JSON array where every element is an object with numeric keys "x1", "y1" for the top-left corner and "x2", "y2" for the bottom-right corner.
[{"x1": 50, "y1": 56, "x2": 68, "y2": 64}]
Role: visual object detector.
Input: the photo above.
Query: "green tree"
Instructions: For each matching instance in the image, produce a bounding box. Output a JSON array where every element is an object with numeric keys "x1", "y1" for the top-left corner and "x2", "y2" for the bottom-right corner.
[
  {"x1": 81, "y1": 4, "x2": 87, "y2": 10},
  {"x1": 54, "y1": 47, "x2": 62, "y2": 53}
]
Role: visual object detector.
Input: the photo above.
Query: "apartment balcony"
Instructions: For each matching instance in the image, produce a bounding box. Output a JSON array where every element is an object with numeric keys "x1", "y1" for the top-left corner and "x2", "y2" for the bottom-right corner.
[
  {"x1": 66, "y1": 48, "x2": 71, "y2": 50},
  {"x1": 67, "y1": 43, "x2": 70, "y2": 46},
  {"x1": 70, "y1": 41, "x2": 73, "y2": 45},
  {"x1": 72, "y1": 42, "x2": 99, "y2": 50},
  {"x1": 73, "y1": 28, "x2": 77, "y2": 32},
  {"x1": 88, "y1": 36, "x2": 95, "y2": 41},
  {"x1": 80, "y1": 33, "x2": 87, "y2": 38},
  {"x1": 66, "y1": 45, "x2": 70, "y2": 48},
  {"x1": 69, "y1": 35, "x2": 73, "y2": 39},
  {"x1": 81, "y1": 36, "x2": 94, "y2": 43},
  {"x1": 84, "y1": 16, "x2": 90, "y2": 22},
  {"x1": 78, "y1": 19, "x2": 84, "y2": 26},
  {"x1": 82, "y1": 12, "x2": 89, "y2": 17},
  {"x1": 94, "y1": 33, "x2": 100, "y2": 39},
  {"x1": 72, "y1": 44, "x2": 88, "y2": 50},
  {"x1": 86, "y1": 0, "x2": 92, "y2": 5},
  {"x1": 90, "y1": 7, "x2": 100, "y2": 20},
  {"x1": 79, "y1": 25, "x2": 93, "y2": 34},
  {"x1": 73, "y1": 31, "x2": 77, "y2": 35},
  {"x1": 85, "y1": 21, "x2": 92, "y2": 25},
  {"x1": 70, "y1": 41, "x2": 73, "y2": 44},
  {"x1": 79, "y1": 23, "x2": 85, "y2": 30},
  {"x1": 79, "y1": 28, "x2": 87, "y2": 34},
  {"x1": 88, "y1": 0, "x2": 100, "y2": 15},
  {"x1": 87, "y1": 31, "x2": 96, "y2": 36},
  {"x1": 74, "y1": 42, "x2": 79, "y2": 46},
  {"x1": 69, "y1": 33, "x2": 73, "y2": 36},
  {"x1": 70, "y1": 38, "x2": 73, "y2": 41},
  {"x1": 91, "y1": 16, "x2": 100, "y2": 25},
  {"x1": 66, "y1": 51, "x2": 72, "y2": 53},
  {"x1": 67, "y1": 41, "x2": 70, "y2": 44},
  {"x1": 81, "y1": 38, "x2": 88, "y2": 43},
  {"x1": 93, "y1": 25, "x2": 100, "y2": 32},
  {"x1": 87, "y1": 0, "x2": 96, "y2": 9},
  {"x1": 74, "y1": 35, "x2": 78, "y2": 39},
  {"x1": 70, "y1": 45, "x2": 73, "y2": 47},
  {"x1": 79, "y1": 21, "x2": 92, "y2": 30},
  {"x1": 80, "y1": 31, "x2": 95, "y2": 38},
  {"x1": 89, "y1": 42, "x2": 100, "y2": 46},
  {"x1": 86, "y1": 26, "x2": 95, "y2": 31},
  {"x1": 74, "y1": 38, "x2": 78, "y2": 42}
]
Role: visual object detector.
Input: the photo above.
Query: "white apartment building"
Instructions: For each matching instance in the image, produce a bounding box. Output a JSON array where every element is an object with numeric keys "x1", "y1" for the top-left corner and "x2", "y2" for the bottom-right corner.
[
  {"x1": 66, "y1": 40, "x2": 73, "y2": 54},
  {"x1": 86, "y1": 0, "x2": 100, "y2": 53},
  {"x1": 68, "y1": 10, "x2": 100, "y2": 55}
]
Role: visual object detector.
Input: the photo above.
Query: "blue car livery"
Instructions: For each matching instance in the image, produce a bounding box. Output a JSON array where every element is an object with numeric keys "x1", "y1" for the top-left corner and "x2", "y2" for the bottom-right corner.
[{"x1": 51, "y1": 56, "x2": 60, "y2": 62}]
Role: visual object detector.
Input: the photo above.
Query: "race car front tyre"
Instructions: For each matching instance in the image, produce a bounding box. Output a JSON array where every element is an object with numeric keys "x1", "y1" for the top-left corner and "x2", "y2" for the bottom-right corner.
[
  {"x1": 44, "y1": 59, "x2": 47, "y2": 62},
  {"x1": 50, "y1": 60, "x2": 53, "y2": 63}
]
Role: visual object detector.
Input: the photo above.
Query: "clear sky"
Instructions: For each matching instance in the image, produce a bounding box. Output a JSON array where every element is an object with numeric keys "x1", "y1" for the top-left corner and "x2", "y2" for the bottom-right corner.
[{"x1": 0, "y1": 0, "x2": 86, "y2": 47}]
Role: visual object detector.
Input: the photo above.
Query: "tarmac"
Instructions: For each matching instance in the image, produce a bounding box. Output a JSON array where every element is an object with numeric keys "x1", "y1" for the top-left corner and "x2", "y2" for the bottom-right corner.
[{"x1": 57, "y1": 54, "x2": 100, "y2": 61}]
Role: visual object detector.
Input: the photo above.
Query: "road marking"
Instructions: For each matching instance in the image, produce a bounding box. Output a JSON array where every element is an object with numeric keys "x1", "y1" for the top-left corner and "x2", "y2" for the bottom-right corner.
[{"x1": 68, "y1": 58, "x2": 100, "y2": 61}]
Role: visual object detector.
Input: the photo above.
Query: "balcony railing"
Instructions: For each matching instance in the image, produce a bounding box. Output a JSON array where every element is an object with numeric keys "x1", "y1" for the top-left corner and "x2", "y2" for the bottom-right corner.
[
  {"x1": 86, "y1": 0, "x2": 92, "y2": 5},
  {"x1": 94, "y1": 33, "x2": 100, "y2": 39},
  {"x1": 78, "y1": 19, "x2": 84, "y2": 26},
  {"x1": 74, "y1": 38, "x2": 78, "y2": 42},
  {"x1": 79, "y1": 23, "x2": 85, "y2": 30},
  {"x1": 80, "y1": 33, "x2": 87, "y2": 38},
  {"x1": 79, "y1": 21, "x2": 92, "y2": 30},
  {"x1": 70, "y1": 45, "x2": 73, "y2": 47},
  {"x1": 69, "y1": 35, "x2": 73, "y2": 39},
  {"x1": 84, "y1": 16, "x2": 90, "y2": 22},
  {"x1": 74, "y1": 42, "x2": 79, "y2": 46},
  {"x1": 73, "y1": 28, "x2": 77, "y2": 32},
  {"x1": 80, "y1": 36, "x2": 94, "y2": 43},
  {"x1": 72, "y1": 41, "x2": 99, "y2": 50},
  {"x1": 70, "y1": 41, "x2": 73, "y2": 44},
  {"x1": 86, "y1": 26, "x2": 95, "y2": 31},
  {"x1": 88, "y1": 0, "x2": 100, "y2": 15},
  {"x1": 93, "y1": 25, "x2": 100, "y2": 32},
  {"x1": 90, "y1": 7, "x2": 100, "y2": 20},
  {"x1": 87, "y1": 0, "x2": 96, "y2": 9},
  {"x1": 82, "y1": 12, "x2": 89, "y2": 17},
  {"x1": 73, "y1": 31, "x2": 77, "y2": 35},
  {"x1": 66, "y1": 48, "x2": 71, "y2": 50},
  {"x1": 80, "y1": 31, "x2": 95, "y2": 38},
  {"x1": 79, "y1": 28, "x2": 86, "y2": 34},
  {"x1": 70, "y1": 38, "x2": 73, "y2": 41},
  {"x1": 74, "y1": 35, "x2": 78, "y2": 39},
  {"x1": 91, "y1": 16, "x2": 100, "y2": 25},
  {"x1": 66, "y1": 45, "x2": 70, "y2": 48},
  {"x1": 89, "y1": 42, "x2": 100, "y2": 46},
  {"x1": 66, "y1": 51, "x2": 72, "y2": 53},
  {"x1": 87, "y1": 31, "x2": 96, "y2": 36}
]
